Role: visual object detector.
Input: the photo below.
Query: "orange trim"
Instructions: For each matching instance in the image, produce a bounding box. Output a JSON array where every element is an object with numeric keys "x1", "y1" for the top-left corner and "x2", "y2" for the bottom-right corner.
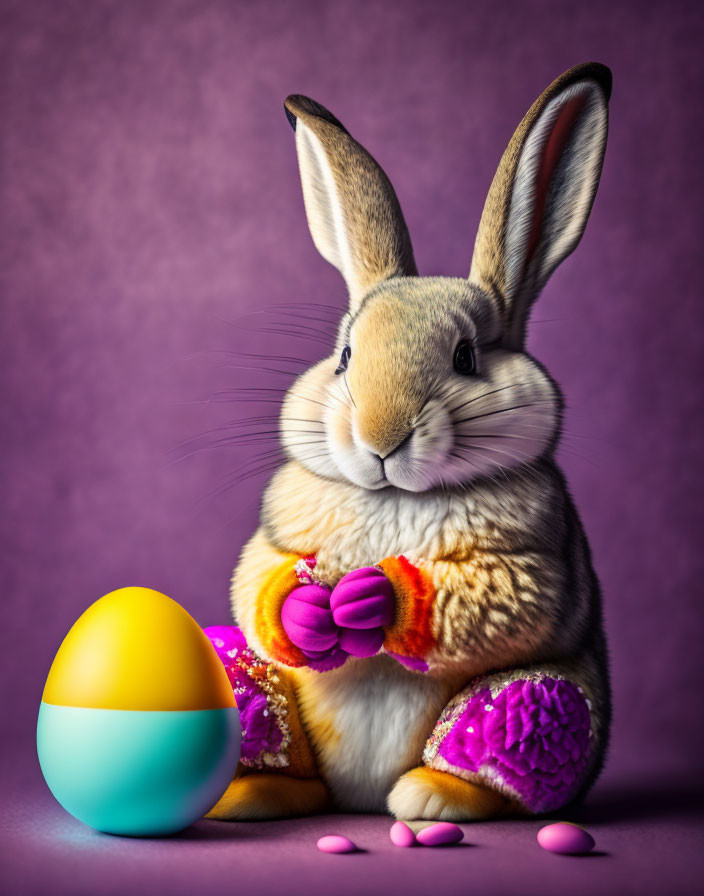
[
  {"x1": 379, "y1": 555, "x2": 436, "y2": 660},
  {"x1": 255, "y1": 556, "x2": 308, "y2": 667}
]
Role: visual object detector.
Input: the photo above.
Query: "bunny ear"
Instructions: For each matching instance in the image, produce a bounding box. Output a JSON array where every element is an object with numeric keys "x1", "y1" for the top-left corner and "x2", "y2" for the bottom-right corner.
[
  {"x1": 469, "y1": 63, "x2": 611, "y2": 350},
  {"x1": 284, "y1": 95, "x2": 417, "y2": 312}
]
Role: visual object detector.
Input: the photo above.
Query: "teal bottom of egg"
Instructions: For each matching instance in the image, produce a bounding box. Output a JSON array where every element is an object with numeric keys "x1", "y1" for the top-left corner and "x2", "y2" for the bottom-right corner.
[{"x1": 37, "y1": 702, "x2": 240, "y2": 836}]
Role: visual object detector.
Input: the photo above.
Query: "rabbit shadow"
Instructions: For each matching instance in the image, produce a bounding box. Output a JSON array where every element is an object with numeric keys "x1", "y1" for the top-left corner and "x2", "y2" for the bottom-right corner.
[
  {"x1": 565, "y1": 779, "x2": 704, "y2": 826},
  {"x1": 169, "y1": 777, "x2": 704, "y2": 842}
]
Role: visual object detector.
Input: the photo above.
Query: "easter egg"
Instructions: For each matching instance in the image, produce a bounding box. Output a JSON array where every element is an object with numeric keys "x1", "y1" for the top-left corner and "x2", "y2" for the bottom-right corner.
[
  {"x1": 317, "y1": 835, "x2": 358, "y2": 853},
  {"x1": 37, "y1": 587, "x2": 240, "y2": 836},
  {"x1": 416, "y1": 822, "x2": 464, "y2": 846},
  {"x1": 389, "y1": 820, "x2": 417, "y2": 847},
  {"x1": 537, "y1": 822, "x2": 595, "y2": 855}
]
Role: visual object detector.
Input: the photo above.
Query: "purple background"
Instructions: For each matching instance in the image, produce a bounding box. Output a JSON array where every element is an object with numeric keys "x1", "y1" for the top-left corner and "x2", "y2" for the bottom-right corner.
[{"x1": 2, "y1": 1, "x2": 703, "y2": 893}]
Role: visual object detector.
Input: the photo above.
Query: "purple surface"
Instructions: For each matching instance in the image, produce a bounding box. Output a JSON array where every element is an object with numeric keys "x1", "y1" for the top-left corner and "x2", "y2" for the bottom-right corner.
[
  {"x1": 2, "y1": 766, "x2": 703, "y2": 896},
  {"x1": 2, "y1": 0, "x2": 703, "y2": 893}
]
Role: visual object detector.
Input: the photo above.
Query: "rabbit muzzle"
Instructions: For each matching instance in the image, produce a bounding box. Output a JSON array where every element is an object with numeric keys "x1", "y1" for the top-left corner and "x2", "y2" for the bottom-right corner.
[{"x1": 348, "y1": 398, "x2": 453, "y2": 492}]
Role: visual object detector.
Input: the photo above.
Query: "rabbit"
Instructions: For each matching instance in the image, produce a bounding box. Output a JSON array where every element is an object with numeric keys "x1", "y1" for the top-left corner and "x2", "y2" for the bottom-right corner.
[{"x1": 206, "y1": 61, "x2": 612, "y2": 822}]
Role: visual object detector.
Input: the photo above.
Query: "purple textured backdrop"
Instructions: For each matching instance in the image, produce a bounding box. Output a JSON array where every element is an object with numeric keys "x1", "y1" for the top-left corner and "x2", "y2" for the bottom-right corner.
[{"x1": 2, "y1": 1, "x2": 703, "y2": 894}]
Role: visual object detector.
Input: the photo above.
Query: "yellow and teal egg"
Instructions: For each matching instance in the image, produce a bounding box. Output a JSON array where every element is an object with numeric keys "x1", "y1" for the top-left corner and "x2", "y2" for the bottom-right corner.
[{"x1": 37, "y1": 587, "x2": 240, "y2": 836}]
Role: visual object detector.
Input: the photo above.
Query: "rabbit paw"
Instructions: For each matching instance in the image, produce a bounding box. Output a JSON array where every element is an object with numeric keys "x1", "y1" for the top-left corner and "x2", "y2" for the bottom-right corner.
[
  {"x1": 330, "y1": 567, "x2": 394, "y2": 629},
  {"x1": 387, "y1": 768, "x2": 510, "y2": 822},
  {"x1": 281, "y1": 584, "x2": 347, "y2": 671},
  {"x1": 281, "y1": 584, "x2": 338, "y2": 653},
  {"x1": 280, "y1": 569, "x2": 395, "y2": 669},
  {"x1": 207, "y1": 773, "x2": 328, "y2": 820}
]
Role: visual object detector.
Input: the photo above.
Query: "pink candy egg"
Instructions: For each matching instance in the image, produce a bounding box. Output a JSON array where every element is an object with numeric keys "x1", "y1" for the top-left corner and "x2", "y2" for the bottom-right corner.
[
  {"x1": 317, "y1": 835, "x2": 357, "y2": 854},
  {"x1": 537, "y1": 822, "x2": 595, "y2": 855},
  {"x1": 416, "y1": 822, "x2": 464, "y2": 846},
  {"x1": 390, "y1": 821, "x2": 417, "y2": 847}
]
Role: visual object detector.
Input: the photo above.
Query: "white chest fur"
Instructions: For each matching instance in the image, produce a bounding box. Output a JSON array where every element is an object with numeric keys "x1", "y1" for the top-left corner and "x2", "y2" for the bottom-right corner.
[
  {"x1": 263, "y1": 462, "x2": 559, "y2": 808},
  {"x1": 294, "y1": 657, "x2": 460, "y2": 811},
  {"x1": 262, "y1": 461, "x2": 556, "y2": 581}
]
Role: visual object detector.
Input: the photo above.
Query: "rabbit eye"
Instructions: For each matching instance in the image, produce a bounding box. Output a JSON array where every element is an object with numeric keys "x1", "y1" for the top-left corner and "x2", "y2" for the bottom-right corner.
[
  {"x1": 335, "y1": 345, "x2": 351, "y2": 375},
  {"x1": 453, "y1": 340, "x2": 476, "y2": 375}
]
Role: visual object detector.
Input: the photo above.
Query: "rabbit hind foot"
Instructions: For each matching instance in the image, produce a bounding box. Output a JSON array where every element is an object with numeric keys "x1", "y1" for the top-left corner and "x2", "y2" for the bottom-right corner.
[
  {"x1": 387, "y1": 767, "x2": 510, "y2": 821},
  {"x1": 206, "y1": 773, "x2": 328, "y2": 820}
]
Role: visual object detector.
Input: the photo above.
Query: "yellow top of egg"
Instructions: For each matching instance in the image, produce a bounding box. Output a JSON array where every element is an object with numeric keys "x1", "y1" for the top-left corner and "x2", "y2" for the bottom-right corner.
[{"x1": 42, "y1": 587, "x2": 236, "y2": 711}]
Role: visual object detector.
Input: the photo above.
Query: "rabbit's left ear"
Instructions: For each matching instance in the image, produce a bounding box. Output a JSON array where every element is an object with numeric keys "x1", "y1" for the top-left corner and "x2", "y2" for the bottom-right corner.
[
  {"x1": 284, "y1": 95, "x2": 417, "y2": 313},
  {"x1": 469, "y1": 63, "x2": 611, "y2": 350}
]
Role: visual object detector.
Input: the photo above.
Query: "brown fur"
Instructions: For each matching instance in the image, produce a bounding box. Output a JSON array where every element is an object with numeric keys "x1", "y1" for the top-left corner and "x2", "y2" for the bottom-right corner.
[
  {"x1": 218, "y1": 64, "x2": 612, "y2": 818},
  {"x1": 285, "y1": 95, "x2": 417, "y2": 310},
  {"x1": 207, "y1": 773, "x2": 328, "y2": 820},
  {"x1": 470, "y1": 62, "x2": 611, "y2": 348}
]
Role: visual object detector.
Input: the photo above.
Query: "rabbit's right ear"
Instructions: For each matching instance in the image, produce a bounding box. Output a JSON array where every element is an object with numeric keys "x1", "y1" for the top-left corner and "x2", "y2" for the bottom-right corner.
[
  {"x1": 284, "y1": 95, "x2": 417, "y2": 313},
  {"x1": 469, "y1": 63, "x2": 611, "y2": 350}
]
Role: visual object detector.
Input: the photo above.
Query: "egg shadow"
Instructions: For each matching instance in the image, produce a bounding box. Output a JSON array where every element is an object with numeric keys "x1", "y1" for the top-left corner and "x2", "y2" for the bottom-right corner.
[{"x1": 169, "y1": 819, "x2": 303, "y2": 842}]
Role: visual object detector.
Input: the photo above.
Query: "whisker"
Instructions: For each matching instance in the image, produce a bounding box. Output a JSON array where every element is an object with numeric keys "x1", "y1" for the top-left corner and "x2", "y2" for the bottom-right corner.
[
  {"x1": 449, "y1": 446, "x2": 545, "y2": 488},
  {"x1": 447, "y1": 384, "x2": 518, "y2": 415},
  {"x1": 204, "y1": 444, "x2": 333, "y2": 505},
  {"x1": 260, "y1": 315, "x2": 338, "y2": 332},
  {"x1": 209, "y1": 396, "x2": 294, "y2": 405},
  {"x1": 202, "y1": 449, "x2": 286, "y2": 496},
  {"x1": 172, "y1": 430, "x2": 327, "y2": 468},
  {"x1": 206, "y1": 432, "x2": 324, "y2": 450},
  {"x1": 259, "y1": 320, "x2": 337, "y2": 339},
  {"x1": 454, "y1": 400, "x2": 554, "y2": 426},
  {"x1": 212, "y1": 386, "x2": 345, "y2": 414},
  {"x1": 208, "y1": 304, "x2": 340, "y2": 331},
  {"x1": 280, "y1": 416, "x2": 328, "y2": 426},
  {"x1": 452, "y1": 440, "x2": 590, "y2": 479},
  {"x1": 207, "y1": 309, "x2": 335, "y2": 346},
  {"x1": 239, "y1": 325, "x2": 332, "y2": 347},
  {"x1": 342, "y1": 371, "x2": 357, "y2": 409},
  {"x1": 169, "y1": 426, "x2": 321, "y2": 454},
  {"x1": 236, "y1": 309, "x2": 339, "y2": 327},
  {"x1": 199, "y1": 349, "x2": 313, "y2": 366},
  {"x1": 453, "y1": 440, "x2": 537, "y2": 463},
  {"x1": 167, "y1": 420, "x2": 281, "y2": 461},
  {"x1": 213, "y1": 387, "x2": 289, "y2": 394},
  {"x1": 267, "y1": 301, "x2": 342, "y2": 317},
  {"x1": 456, "y1": 430, "x2": 599, "y2": 467},
  {"x1": 447, "y1": 449, "x2": 505, "y2": 489},
  {"x1": 209, "y1": 363, "x2": 307, "y2": 377},
  {"x1": 202, "y1": 463, "x2": 286, "y2": 506},
  {"x1": 458, "y1": 429, "x2": 552, "y2": 443},
  {"x1": 287, "y1": 389, "x2": 349, "y2": 413}
]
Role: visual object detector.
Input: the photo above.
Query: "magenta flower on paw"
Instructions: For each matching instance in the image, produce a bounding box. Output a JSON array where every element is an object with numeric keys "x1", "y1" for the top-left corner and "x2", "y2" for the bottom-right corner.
[
  {"x1": 204, "y1": 625, "x2": 287, "y2": 765},
  {"x1": 434, "y1": 675, "x2": 592, "y2": 813}
]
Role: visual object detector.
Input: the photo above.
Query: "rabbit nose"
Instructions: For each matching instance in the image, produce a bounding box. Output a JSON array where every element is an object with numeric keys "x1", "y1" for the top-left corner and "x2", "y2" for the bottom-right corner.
[
  {"x1": 348, "y1": 354, "x2": 424, "y2": 457},
  {"x1": 375, "y1": 429, "x2": 414, "y2": 462},
  {"x1": 360, "y1": 425, "x2": 415, "y2": 462}
]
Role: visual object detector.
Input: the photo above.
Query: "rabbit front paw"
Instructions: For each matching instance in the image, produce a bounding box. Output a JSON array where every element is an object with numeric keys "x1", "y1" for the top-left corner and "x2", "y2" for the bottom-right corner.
[
  {"x1": 280, "y1": 568, "x2": 396, "y2": 670},
  {"x1": 330, "y1": 567, "x2": 394, "y2": 659},
  {"x1": 330, "y1": 567, "x2": 395, "y2": 629},
  {"x1": 280, "y1": 584, "x2": 346, "y2": 671}
]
